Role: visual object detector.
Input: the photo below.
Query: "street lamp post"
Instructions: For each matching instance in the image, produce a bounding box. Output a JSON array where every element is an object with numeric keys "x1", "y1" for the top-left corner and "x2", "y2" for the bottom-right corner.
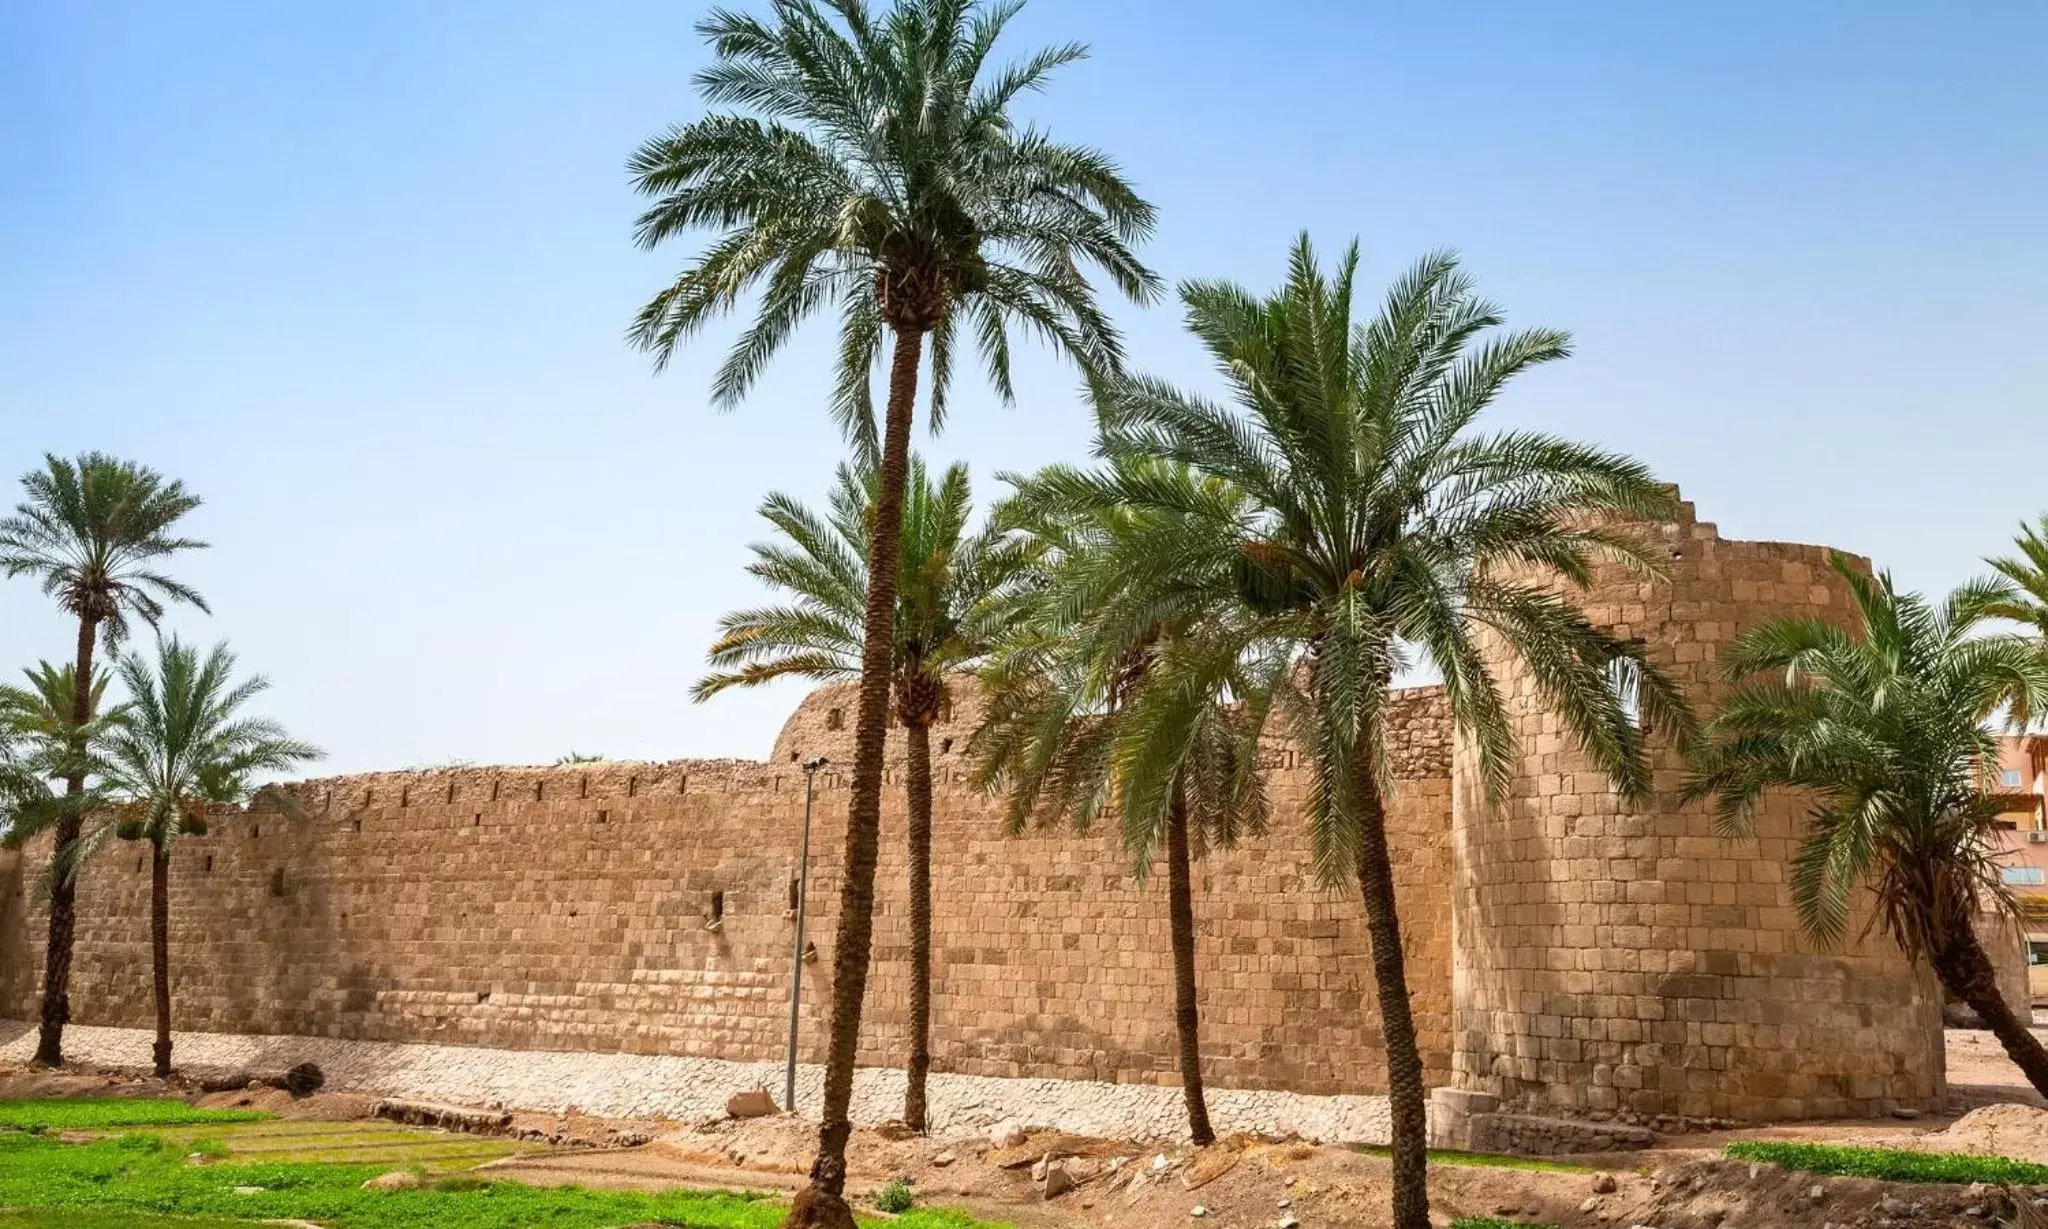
[{"x1": 785, "y1": 755, "x2": 827, "y2": 1114}]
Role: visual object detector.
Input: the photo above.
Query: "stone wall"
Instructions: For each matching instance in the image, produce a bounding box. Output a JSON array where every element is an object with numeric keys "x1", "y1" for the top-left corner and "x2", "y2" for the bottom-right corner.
[
  {"x1": 0, "y1": 849, "x2": 26, "y2": 1018},
  {"x1": 0, "y1": 494, "x2": 1960, "y2": 1122},
  {"x1": 1449, "y1": 502, "x2": 1947, "y2": 1122},
  {"x1": 1967, "y1": 911, "x2": 2033, "y2": 1028},
  {"x1": 2, "y1": 686, "x2": 1455, "y2": 1098}
]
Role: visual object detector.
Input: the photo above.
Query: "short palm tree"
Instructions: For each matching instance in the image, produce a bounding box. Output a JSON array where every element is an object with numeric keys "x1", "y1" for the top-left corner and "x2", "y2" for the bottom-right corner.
[
  {"x1": 0, "y1": 453, "x2": 207, "y2": 1067},
  {"x1": 974, "y1": 462, "x2": 1282, "y2": 1144},
  {"x1": 1686, "y1": 558, "x2": 2048, "y2": 1095},
  {"x1": 88, "y1": 638, "x2": 319, "y2": 1077},
  {"x1": 1985, "y1": 514, "x2": 2048, "y2": 644},
  {"x1": 0, "y1": 664, "x2": 120, "y2": 862},
  {"x1": 627, "y1": 2, "x2": 1154, "y2": 1211},
  {"x1": 694, "y1": 456, "x2": 1027, "y2": 1132},
  {"x1": 1027, "y1": 238, "x2": 1692, "y2": 1228}
]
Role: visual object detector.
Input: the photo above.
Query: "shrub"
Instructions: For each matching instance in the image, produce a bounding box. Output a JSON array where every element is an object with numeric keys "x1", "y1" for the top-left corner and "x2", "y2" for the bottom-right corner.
[
  {"x1": 1451, "y1": 1219, "x2": 1559, "y2": 1229},
  {"x1": 875, "y1": 1177, "x2": 916, "y2": 1213},
  {"x1": 1725, "y1": 1140, "x2": 2048, "y2": 1185}
]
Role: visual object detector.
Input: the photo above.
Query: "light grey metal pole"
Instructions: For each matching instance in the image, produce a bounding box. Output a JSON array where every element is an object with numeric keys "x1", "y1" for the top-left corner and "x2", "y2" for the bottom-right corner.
[{"x1": 785, "y1": 755, "x2": 826, "y2": 1113}]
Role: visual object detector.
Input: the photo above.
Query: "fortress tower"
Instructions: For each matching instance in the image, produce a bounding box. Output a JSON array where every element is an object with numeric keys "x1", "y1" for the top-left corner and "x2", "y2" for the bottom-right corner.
[{"x1": 1449, "y1": 498, "x2": 1945, "y2": 1122}]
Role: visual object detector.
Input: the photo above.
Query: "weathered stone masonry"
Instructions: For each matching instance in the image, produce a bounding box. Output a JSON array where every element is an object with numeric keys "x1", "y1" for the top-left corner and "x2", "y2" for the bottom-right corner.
[
  {"x1": 0, "y1": 497, "x2": 1950, "y2": 1121},
  {"x1": 1, "y1": 690, "x2": 1454, "y2": 1099}
]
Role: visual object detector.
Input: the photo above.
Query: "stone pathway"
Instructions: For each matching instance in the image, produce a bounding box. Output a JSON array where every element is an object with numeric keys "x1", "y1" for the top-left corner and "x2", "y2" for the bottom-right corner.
[{"x1": 0, "y1": 1019, "x2": 1391, "y2": 1144}]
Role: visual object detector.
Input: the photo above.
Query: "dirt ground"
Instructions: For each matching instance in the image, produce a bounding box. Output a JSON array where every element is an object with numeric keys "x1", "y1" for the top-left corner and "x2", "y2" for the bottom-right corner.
[{"x1": 13, "y1": 1027, "x2": 2048, "y2": 1228}]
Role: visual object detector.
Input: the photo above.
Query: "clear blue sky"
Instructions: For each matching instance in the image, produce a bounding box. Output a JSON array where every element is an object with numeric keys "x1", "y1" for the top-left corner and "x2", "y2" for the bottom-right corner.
[{"x1": 2, "y1": 1, "x2": 2043, "y2": 774}]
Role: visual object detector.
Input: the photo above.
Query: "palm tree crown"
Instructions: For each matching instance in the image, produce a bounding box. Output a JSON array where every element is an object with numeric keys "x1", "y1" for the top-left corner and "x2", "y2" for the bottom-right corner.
[
  {"x1": 1985, "y1": 514, "x2": 2048, "y2": 644},
  {"x1": 98, "y1": 638, "x2": 322, "y2": 852},
  {"x1": 694, "y1": 456, "x2": 1026, "y2": 717},
  {"x1": 1041, "y1": 236, "x2": 1694, "y2": 880},
  {"x1": 0, "y1": 664, "x2": 117, "y2": 851},
  {"x1": 627, "y1": 0, "x2": 1160, "y2": 446},
  {"x1": 0, "y1": 453, "x2": 208, "y2": 643},
  {"x1": 975, "y1": 460, "x2": 1278, "y2": 865},
  {"x1": 1685, "y1": 558, "x2": 2048, "y2": 953}
]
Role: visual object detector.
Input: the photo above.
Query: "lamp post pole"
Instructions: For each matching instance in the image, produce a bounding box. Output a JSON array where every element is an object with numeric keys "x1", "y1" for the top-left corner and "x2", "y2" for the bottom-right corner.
[{"x1": 785, "y1": 755, "x2": 827, "y2": 1114}]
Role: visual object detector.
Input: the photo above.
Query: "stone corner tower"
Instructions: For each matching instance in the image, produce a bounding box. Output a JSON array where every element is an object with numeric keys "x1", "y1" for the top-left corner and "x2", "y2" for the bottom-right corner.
[{"x1": 1448, "y1": 495, "x2": 1945, "y2": 1123}]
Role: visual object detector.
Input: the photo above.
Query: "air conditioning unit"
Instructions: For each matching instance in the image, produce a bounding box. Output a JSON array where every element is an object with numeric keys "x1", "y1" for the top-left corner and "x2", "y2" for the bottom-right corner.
[{"x1": 2028, "y1": 831, "x2": 2046, "y2": 844}]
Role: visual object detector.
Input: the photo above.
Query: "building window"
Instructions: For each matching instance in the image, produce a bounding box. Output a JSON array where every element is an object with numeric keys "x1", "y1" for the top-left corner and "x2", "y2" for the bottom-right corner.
[
  {"x1": 2001, "y1": 866, "x2": 2046, "y2": 887},
  {"x1": 2002, "y1": 770, "x2": 2024, "y2": 789},
  {"x1": 1605, "y1": 655, "x2": 1643, "y2": 730},
  {"x1": 825, "y1": 707, "x2": 844, "y2": 731}
]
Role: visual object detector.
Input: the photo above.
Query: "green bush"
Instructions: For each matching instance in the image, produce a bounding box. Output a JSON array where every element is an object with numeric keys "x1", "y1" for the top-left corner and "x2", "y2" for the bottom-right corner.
[
  {"x1": 1725, "y1": 1139, "x2": 2048, "y2": 1186},
  {"x1": 875, "y1": 1177, "x2": 917, "y2": 1213},
  {"x1": 1451, "y1": 1219, "x2": 1559, "y2": 1229},
  {"x1": 0, "y1": 1100, "x2": 271, "y2": 1132}
]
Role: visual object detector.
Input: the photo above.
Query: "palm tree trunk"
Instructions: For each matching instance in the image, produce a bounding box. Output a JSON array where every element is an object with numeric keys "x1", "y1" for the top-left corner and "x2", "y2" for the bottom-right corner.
[
  {"x1": 1933, "y1": 925, "x2": 2048, "y2": 1098},
  {"x1": 789, "y1": 322, "x2": 922, "y2": 1229},
  {"x1": 903, "y1": 719, "x2": 933, "y2": 1133},
  {"x1": 1353, "y1": 751, "x2": 1429, "y2": 1229},
  {"x1": 33, "y1": 613, "x2": 97, "y2": 1068},
  {"x1": 151, "y1": 843, "x2": 172, "y2": 1078},
  {"x1": 1166, "y1": 787, "x2": 1215, "y2": 1146}
]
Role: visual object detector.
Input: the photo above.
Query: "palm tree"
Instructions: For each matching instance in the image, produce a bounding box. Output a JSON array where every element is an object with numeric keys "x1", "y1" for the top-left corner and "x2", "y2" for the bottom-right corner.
[
  {"x1": 628, "y1": 2, "x2": 1154, "y2": 1207},
  {"x1": 1686, "y1": 558, "x2": 2048, "y2": 1095},
  {"x1": 0, "y1": 453, "x2": 207, "y2": 1068},
  {"x1": 1023, "y1": 238, "x2": 1693, "y2": 1229},
  {"x1": 1985, "y1": 514, "x2": 2048, "y2": 644},
  {"x1": 695, "y1": 456, "x2": 1027, "y2": 1132},
  {"x1": 87, "y1": 637, "x2": 319, "y2": 1077},
  {"x1": 974, "y1": 461, "x2": 1281, "y2": 1144},
  {"x1": 0, "y1": 664, "x2": 121, "y2": 865}
]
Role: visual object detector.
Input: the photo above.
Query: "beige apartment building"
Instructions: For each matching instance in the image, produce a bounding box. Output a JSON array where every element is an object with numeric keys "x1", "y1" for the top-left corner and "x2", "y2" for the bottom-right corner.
[{"x1": 1987, "y1": 735, "x2": 2048, "y2": 996}]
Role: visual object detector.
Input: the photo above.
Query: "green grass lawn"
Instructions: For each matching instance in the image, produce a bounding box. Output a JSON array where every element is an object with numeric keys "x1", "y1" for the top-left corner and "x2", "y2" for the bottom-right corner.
[
  {"x1": 0, "y1": 1124, "x2": 1006, "y2": 1229},
  {"x1": 145, "y1": 1119, "x2": 536, "y2": 1172},
  {"x1": 1725, "y1": 1139, "x2": 2048, "y2": 1186},
  {"x1": 0, "y1": 1099, "x2": 271, "y2": 1131},
  {"x1": 0, "y1": 1213, "x2": 270, "y2": 1228}
]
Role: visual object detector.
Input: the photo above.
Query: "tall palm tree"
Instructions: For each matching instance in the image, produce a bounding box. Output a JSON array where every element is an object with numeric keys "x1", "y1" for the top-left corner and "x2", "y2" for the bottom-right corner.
[
  {"x1": 694, "y1": 457, "x2": 1028, "y2": 1132},
  {"x1": 1023, "y1": 238, "x2": 1693, "y2": 1229},
  {"x1": 0, "y1": 453, "x2": 207, "y2": 1068},
  {"x1": 974, "y1": 461, "x2": 1281, "y2": 1144},
  {"x1": 1686, "y1": 558, "x2": 2048, "y2": 1095},
  {"x1": 628, "y1": 3, "x2": 1154, "y2": 1208},
  {"x1": 87, "y1": 638, "x2": 319, "y2": 1077},
  {"x1": 1985, "y1": 514, "x2": 2048, "y2": 645}
]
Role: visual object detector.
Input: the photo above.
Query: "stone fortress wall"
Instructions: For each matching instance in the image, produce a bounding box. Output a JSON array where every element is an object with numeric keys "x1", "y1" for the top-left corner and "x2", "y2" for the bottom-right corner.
[
  {"x1": 0, "y1": 689, "x2": 1456, "y2": 1099},
  {"x1": 0, "y1": 496, "x2": 1975, "y2": 1121}
]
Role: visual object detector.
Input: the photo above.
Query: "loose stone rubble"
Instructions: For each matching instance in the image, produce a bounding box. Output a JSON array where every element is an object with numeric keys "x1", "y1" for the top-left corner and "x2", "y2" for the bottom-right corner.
[{"x1": 0, "y1": 1019, "x2": 1392, "y2": 1143}]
